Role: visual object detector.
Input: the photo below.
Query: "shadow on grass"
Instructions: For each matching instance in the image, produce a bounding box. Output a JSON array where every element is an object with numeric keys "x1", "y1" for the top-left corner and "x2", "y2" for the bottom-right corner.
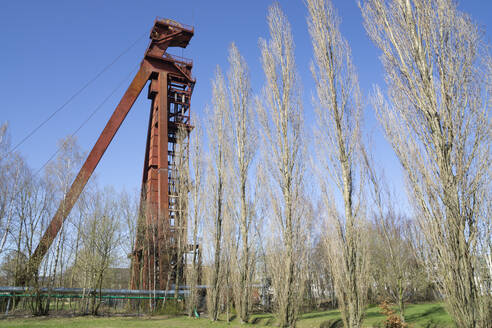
[
  {"x1": 301, "y1": 311, "x2": 338, "y2": 320},
  {"x1": 251, "y1": 313, "x2": 275, "y2": 326},
  {"x1": 421, "y1": 320, "x2": 442, "y2": 328},
  {"x1": 319, "y1": 318, "x2": 343, "y2": 328},
  {"x1": 406, "y1": 306, "x2": 445, "y2": 322}
]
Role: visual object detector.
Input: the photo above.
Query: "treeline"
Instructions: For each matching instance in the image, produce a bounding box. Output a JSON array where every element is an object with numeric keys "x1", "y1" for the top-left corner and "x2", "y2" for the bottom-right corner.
[
  {"x1": 1, "y1": 0, "x2": 491, "y2": 327},
  {"x1": 0, "y1": 132, "x2": 138, "y2": 314}
]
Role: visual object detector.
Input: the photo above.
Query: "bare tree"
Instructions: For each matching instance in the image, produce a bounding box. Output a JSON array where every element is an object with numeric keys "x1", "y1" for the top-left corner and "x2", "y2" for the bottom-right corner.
[
  {"x1": 361, "y1": 0, "x2": 492, "y2": 326},
  {"x1": 11, "y1": 162, "x2": 53, "y2": 314},
  {"x1": 308, "y1": 237, "x2": 337, "y2": 309},
  {"x1": 119, "y1": 189, "x2": 139, "y2": 275},
  {"x1": 251, "y1": 164, "x2": 271, "y2": 313},
  {"x1": 206, "y1": 67, "x2": 230, "y2": 321},
  {"x1": 0, "y1": 124, "x2": 31, "y2": 270},
  {"x1": 257, "y1": 4, "x2": 306, "y2": 327},
  {"x1": 368, "y1": 211, "x2": 425, "y2": 320},
  {"x1": 0, "y1": 125, "x2": 52, "y2": 313},
  {"x1": 186, "y1": 121, "x2": 205, "y2": 317},
  {"x1": 364, "y1": 156, "x2": 431, "y2": 319},
  {"x1": 226, "y1": 42, "x2": 256, "y2": 323},
  {"x1": 42, "y1": 136, "x2": 84, "y2": 313},
  {"x1": 220, "y1": 196, "x2": 237, "y2": 323},
  {"x1": 0, "y1": 123, "x2": 18, "y2": 257},
  {"x1": 307, "y1": 0, "x2": 370, "y2": 327},
  {"x1": 14, "y1": 167, "x2": 51, "y2": 276},
  {"x1": 171, "y1": 124, "x2": 191, "y2": 301},
  {"x1": 68, "y1": 187, "x2": 90, "y2": 291},
  {"x1": 75, "y1": 186, "x2": 121, "y2": 315}
]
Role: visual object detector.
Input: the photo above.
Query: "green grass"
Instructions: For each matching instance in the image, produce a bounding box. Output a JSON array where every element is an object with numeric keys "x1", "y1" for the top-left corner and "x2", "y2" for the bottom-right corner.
[
  {"x1": 0, "y1": 303, "x2": 453, "y2": 327},
  {"x1": 362, "y1": 303, "x2": 453, "y2": 327}
]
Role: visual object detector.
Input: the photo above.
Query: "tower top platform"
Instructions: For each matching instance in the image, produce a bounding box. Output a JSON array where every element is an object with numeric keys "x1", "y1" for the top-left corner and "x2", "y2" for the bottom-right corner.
[{"x1": 148, "y1": 17, "x2": 194, "y2": 50}]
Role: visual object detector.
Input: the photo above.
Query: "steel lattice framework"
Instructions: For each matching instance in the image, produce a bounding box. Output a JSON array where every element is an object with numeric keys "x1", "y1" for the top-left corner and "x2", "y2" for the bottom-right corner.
[{"x1": 18, "y1": 18, "x2": 195, "y2": 290}]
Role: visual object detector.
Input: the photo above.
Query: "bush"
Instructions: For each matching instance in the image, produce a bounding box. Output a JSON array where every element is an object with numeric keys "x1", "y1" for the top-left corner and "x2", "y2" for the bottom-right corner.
[
  {"x1": 155, "y1": 299, "x2": 183, "y2": 315},
  {"x1": 379, "y1": 300, "x2": 408, "y2": 328}
]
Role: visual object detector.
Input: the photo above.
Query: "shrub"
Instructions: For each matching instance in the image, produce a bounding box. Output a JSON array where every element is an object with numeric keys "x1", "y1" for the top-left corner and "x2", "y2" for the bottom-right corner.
[{"x1": 379, "y1": 300, "x2": 408, "y2": 328}]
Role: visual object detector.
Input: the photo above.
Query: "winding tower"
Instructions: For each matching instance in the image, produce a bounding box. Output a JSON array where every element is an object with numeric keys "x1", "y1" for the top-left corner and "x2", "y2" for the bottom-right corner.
[
  {"x1": 18, "y1": 18, "x2": 195, "y2": 290},
  {"x1": 131, "y1": 19, "x2": 194, "y2": 290}
]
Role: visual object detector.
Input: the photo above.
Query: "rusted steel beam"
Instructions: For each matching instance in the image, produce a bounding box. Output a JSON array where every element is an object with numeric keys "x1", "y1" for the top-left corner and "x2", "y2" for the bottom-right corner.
[
  {"x1": 18, "y1": 64, "x2": 151, "y2": 286},
  {"x1": 145, "y1": 56, "x2": 193, "y2": 80}
]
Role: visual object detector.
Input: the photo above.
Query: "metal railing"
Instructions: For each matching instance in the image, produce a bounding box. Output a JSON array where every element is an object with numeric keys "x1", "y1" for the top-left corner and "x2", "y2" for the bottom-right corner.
[
  {"x1": 0, "y1": 286, "x2": 188, "y2": 315},
  {"x1": 0, "y1": 286, "x2": 188, "y2": 297},
  {"x1": 155, "y1": 17, "x2": 194, "y2": 32},
  {"x1": 164, "y1": 53, "x2": 193, "y2": 66}
]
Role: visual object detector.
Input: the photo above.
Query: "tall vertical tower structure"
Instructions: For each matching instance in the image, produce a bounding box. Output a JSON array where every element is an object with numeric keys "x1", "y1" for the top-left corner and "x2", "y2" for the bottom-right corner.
[
  {"x1": 18, "y1": 18, "x2": 195, "y2": 289},
  {"x1": 131, "y1": 18, "x2": 194, "y2": 290}
]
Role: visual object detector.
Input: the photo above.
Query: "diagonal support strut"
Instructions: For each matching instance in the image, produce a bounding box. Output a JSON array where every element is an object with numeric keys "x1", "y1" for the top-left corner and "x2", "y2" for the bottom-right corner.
[{"x1": 18, "y1": 64, "x2": 151, "y2": 286}]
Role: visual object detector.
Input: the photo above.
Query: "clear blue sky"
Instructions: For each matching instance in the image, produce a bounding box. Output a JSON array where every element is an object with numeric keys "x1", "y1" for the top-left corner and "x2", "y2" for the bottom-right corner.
[{"x1": 1, "y1": 0, "x2": 491, "y2": 205}]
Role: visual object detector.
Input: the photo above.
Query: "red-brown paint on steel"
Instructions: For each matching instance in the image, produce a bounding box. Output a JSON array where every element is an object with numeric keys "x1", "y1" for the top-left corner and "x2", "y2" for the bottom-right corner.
[{"x1": 22, "y1": 18, "x2": 195, "y2": 288}]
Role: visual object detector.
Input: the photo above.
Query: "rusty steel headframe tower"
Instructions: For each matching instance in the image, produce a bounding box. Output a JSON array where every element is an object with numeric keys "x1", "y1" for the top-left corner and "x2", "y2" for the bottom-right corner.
[
  {"x1": 130, "y1": 19, "x2": 194, "y2": 291},
  {"x1": 18, "y1": 18, "x2": 194, "y2": 289}
]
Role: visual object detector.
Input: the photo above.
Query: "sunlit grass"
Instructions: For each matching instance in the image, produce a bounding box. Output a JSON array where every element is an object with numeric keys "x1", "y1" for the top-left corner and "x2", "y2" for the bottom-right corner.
[{"x1": 0, "y1": 302, "x2": 453, "y2": 327}]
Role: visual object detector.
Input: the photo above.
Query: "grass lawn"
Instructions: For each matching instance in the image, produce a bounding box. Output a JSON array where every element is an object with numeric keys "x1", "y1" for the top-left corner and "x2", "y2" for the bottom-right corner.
[{"x1": 0, "y1": 303, "x2": 453, "y2": 327}]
